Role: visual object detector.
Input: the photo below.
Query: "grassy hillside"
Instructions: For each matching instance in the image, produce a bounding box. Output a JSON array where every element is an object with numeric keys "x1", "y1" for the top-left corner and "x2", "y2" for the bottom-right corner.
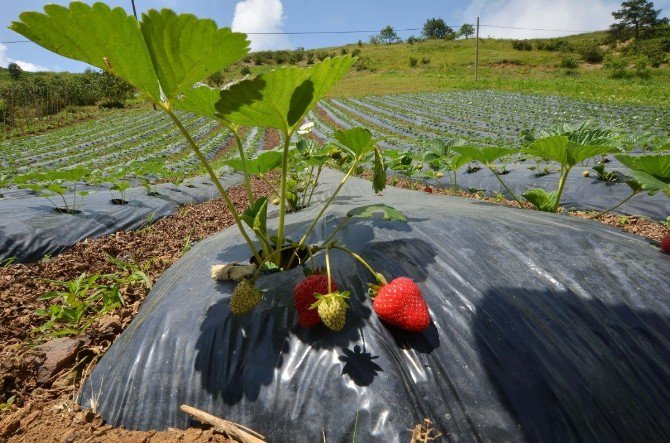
[{"x1": 231, "y1": 32, "x2": 670, "y2": 106}]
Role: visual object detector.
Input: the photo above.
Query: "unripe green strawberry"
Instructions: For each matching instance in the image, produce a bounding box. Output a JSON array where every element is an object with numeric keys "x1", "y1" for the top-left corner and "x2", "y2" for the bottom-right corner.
[
  {"x1": 436, "y1": 172, "x2": 444, "y2": 178},
  {"x1": 230, "y1": 280, "x2": 261, "y2": 315},
  {"x1": 313, "y1": 292, "x2": 349, "y2": 331}
]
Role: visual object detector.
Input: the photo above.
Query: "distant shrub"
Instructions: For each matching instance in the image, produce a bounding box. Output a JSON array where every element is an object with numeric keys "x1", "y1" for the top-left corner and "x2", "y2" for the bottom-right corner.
[
  {"x1": 407, "y1": 36, "x2": 417, "y2": 45},
  {"x1": 352, "y1": 48, "x2": 361, "y2": 57},
  {"x1": 512, "y1": 40, "x2": 533, "y2": 51},
  {"x1": 577, "y1": 42, "x2": 605, "y2": 64},
  {"x1": 409, "y1": 57, "x2": 418, "y2": 67},
  {"x1": 240, "y1": 66, "x2": 251, "y2": 75},
  {"x1": 341, "y1": 48, "x2": 348, "y2": 55},
  {"x1": 421, "y1": 57, "x2": 431, "y2": 65},
  {"x1": 355, "y1": 56, "x2": 375, "y2": 71},
  {"x1": 306, "y1": 53, "x2": 314, "y2": 65},
  {"x1": 559, "y1": 54, "x2": 579, "y2": 69},
  {"x1": 358, "y1": 40, "x2": 363, "y2": 47},
  {"x1": 604, "y1": 53, "x2": 629, "y2": 78},
  {"x1": 624, "y1": 40, "x2": 666, "y2": 67},
  {"x1": 254, "y1": 55, "x2": 263, "y2": 65},
  {"x1": 633, "y1": 55, "x2": 651, "y2": 77},
  {"x1": 535, "y1": 39, "x2": 573, "y2": 52}
]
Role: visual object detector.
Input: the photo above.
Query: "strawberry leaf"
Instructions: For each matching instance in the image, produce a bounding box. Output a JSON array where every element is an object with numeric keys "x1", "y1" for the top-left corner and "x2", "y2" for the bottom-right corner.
[
  {"x1": 347, "y1": 204, "x2": 407, "y2": 222},
  {"x1": 451, "y1": 145, "x2": 516, "y2": 165},
  {"x1": 334, "y1": 127, "x2": 375, "y2": 157},
  {"x1": 140, "y1": 9, "x2": 248, "y2": 103},
  {"x1": 215, "y1": 56, "x2": 354, "y2": 133},
  {"x1": 522, "y1": 188, "x2": 559, "y2": 212}
]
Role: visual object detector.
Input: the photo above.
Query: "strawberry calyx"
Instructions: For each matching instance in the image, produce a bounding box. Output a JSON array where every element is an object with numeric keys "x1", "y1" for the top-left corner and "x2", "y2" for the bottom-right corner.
[{"x1": 309, "y1": 291, "x2": 350, "y2": 310}]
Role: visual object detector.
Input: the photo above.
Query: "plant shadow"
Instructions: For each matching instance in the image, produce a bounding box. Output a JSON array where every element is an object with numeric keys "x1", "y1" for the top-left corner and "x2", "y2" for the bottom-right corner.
[{"x1": 473, "y1": 287, "x2": 670, "y2": 441}]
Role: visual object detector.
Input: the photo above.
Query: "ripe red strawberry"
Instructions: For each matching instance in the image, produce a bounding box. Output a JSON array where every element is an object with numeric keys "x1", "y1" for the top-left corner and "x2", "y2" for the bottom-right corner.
[
  {"x1": 424, "y1": 186, "x2": 433, "y2": 193},
  {"x1": 661, "y1": 235, "x2": 670, "y2": 253},
  {"x1": 372, "y1": 277, "x2": 430, "y2": 332},
  {"x1": 294, "y1": 274, "x2": 337, "y2": 328}
]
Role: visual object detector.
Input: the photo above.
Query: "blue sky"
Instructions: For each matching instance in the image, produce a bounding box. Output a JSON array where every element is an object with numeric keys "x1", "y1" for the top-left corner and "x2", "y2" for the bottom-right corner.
[{"x1": 1, "y1": 0, "x2": 669, "y2": 72}]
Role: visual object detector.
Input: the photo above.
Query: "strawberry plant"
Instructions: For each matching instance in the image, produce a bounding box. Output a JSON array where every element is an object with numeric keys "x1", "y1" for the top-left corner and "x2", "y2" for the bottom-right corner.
[
  {"x1": 13, "y1": 3, "x2": 422, "y2": 333},
  {"x1": 522, "y1": 134, "x2": 614, "y2": 213},
  {"x1": 14, "y1": 166, "x2": 91, "y2": 214}
]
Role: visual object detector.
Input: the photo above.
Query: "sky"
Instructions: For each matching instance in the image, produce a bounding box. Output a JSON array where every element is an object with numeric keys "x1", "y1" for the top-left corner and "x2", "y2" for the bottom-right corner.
[{"x1": 1, "y1": 0, "x2": 669, "y2": 73}]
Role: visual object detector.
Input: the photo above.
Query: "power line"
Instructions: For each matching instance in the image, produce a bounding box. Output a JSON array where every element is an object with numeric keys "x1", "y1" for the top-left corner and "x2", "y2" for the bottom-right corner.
[{"x1": 1, "y1": 22, "x2": 599, "y2": 44}]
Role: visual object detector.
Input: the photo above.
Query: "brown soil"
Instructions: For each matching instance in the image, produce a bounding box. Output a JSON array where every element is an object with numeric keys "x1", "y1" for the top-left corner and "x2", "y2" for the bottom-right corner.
[
  {"x1": 263, "y1": 128, "x2": 281, "y2": 150},
  {"x1": 0, "y1": 178, "x2": 272, "y2": 442}
]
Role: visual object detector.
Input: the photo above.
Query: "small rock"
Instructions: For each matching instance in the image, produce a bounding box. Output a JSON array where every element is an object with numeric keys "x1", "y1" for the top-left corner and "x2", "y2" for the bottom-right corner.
[
  {"x1": 36, "y1": 337, "x2": 86, "y2": 384},
  {"x1": 96, "y1": 315, "x2": 122, "y2": 334},
  {"x1": 63, "y1": 431, "x2": 80, "y2": 443}
]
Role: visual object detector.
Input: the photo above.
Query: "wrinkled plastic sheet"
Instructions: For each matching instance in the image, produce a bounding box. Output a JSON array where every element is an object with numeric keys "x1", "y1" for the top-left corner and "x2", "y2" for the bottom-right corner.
[
  {"x1": 429, "y1": 160, "x2": 670, "y2": 221},
  {"x1": 0, "y1": 174, "x2": 241, "y2": 263},
  {"x1": 81, "y1": 170, "x2": 670, "y2": 441}
]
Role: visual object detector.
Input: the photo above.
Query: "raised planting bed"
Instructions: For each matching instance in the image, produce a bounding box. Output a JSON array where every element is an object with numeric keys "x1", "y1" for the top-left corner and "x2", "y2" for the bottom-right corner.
[{"x1": 81, "y1": 170, "x2": 670, "y2": 441}]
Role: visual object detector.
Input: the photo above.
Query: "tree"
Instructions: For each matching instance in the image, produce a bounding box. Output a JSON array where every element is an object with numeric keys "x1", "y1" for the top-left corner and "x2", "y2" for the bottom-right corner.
[
  {"x1": 378, "y1": 25, "x2": 401, "y2": 44},
  {"x1": 459, "y1": 23, "x2": 475, "y2": 39},
  {"x1": 7, "y1": 62, "x2": 22, "y2": 80},
  {"x1": 422, "y1": 18, "x2": 453, "y2": 39},
  {"x1": 610, "y1": 0, "x2": 669, "y2": 41},
  {"x1": 99, "y1": 70, "x2": 134, "y2": 105}
]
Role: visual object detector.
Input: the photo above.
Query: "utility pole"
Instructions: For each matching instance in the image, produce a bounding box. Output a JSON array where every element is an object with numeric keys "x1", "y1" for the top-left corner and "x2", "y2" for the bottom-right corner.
[
  {"x1": 131, "y1": 0, "x2": 138, "y2": 19},
  {"x1": 475, "y1": 17, "x2": 480, "y2": 81}
]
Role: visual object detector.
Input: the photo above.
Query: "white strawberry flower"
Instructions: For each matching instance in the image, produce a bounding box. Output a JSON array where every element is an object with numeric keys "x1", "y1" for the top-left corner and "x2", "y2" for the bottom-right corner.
[{"x1": 297, "y1": 121, "x2": 314, "y2": 135}]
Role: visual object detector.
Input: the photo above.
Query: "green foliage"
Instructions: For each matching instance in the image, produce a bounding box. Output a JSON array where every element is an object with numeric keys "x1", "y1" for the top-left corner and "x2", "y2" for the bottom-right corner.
[
  {"x1": 512, "y1": 40, "x2": 533, "y2": 51},
  {"x1": 522, "y1": 188, "x2": 559, "y2": 212},
  {"x1": 560, "y1": 54, "x2": 580, "y2": 69},
  {"x1": 347, "y1": 204, "x2": 407, "y2": 222},
  {"x1": 610, "y1": 0, "x2": 670, "y2": 41},
  {"x1": 224, "y1": 151, "x2": 282, "y2": 175},
  {"x1": 577, "y1": 42, "x2": 605, "y2": 63},
  {"x1": 422, "y1": 18, "x2": 453, "y2": 40},
  {"x1": 0, "y1": 396, "x2": 15, "y2": 411},
  {"x1": 215, "y1": 56, "x2": 354, "y2": 134},
  {"x1": 615, "y1": 153, "x2": 670, "y2": 196},
  {"x1": 459, "y1": 24, "x2": 475, "y2": 39},
  {"x1": 376, "y1": 26, "x2": 401, "y2": 44},
  {"x1": 334, "y1": 127, "x2": 375, "y2": 157},
  {"x1": 15, "y1": 166, "x2": 91, "y2": 213},
  {"x1": 7, "y1": 62, "x2": 22, "y2": 80},
  {"x1": 409, "y1": 57, "x2": 419, "y2": 67},
  {"x1": 11, "y1": 3, "x2": 249, "y2": 108}
]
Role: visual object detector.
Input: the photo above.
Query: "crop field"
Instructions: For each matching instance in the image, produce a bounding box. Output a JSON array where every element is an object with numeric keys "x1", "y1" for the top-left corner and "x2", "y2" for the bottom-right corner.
[
  {"x1": 0, "y1": 109, "x2": 267, "y2": 190},
  {"x1": 2, "y1": 2, "x2": 670, "y2": 442},
  {"x1": 310, "y1": 90, "x2": 670, "y2": 150},
  {"x1": 2, "y1": 90, "x2": 668, "y2": 195}
]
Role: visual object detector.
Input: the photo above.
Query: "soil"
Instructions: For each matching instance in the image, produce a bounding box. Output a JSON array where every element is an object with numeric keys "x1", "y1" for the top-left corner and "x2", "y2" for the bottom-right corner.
[
  {"x1": 0, "y1": 178, "x2": 272, "y2": 442},
  {"x1": 1, "y1": 169, "x2": 667, "y2": 442}
]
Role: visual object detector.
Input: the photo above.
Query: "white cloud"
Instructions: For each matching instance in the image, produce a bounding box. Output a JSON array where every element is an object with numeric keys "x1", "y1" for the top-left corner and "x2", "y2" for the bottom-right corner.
[
  {"x1": 462, "y1": 0, "x2": 619, "y2": 38},
  {"x1": 231, "y1": 0, "x2": 291, "y2": 51},
  {"x1": 0, "y1": 43, "x2": 50, "y2": 72}
]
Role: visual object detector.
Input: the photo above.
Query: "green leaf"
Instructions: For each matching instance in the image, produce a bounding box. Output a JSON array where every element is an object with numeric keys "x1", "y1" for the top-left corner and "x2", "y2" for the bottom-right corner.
[
  {"x1": 451, "y1": 146, "x2": 516, "y2": 165},
  {"x1": 174, "y1": 84, "x2": 223, "y2": 121},
  {"x1": 522, "y1": 188, "x2": 559, "y2": 212},
  {"x1": 215, "y1": 56, "x2": 354, "y2": 132},
  {"x1": 526, "y1": 136, "x2": 611, "y2": 167},
  {"x1": 449, "y1": 154, "x2": 471, "y2": 172},
  {"x1": 224, "y1": 151, "x2": 282, "y2": 175},
  {"x1": 615, "y1": 154, "x2": 670, "y2": 181},
  {"x1": 628, "y1": 171, "x2": 670, "y2": 196},
  {"x1": 11, "y1": 3, "x2": 161, "y2": 102},
  {"x1": 566, "y1": 143, "x2": 612, "y2": 166},
  {"x1": 373, "y1": 146, "x2": 386, "y2": 193},
  {"x1": 525, "y1": 136, "x2": 570, "y2": 164},
  {"x1": 334, "y1": 127, "x2": 375, "y2": 157},
  {"x1": 140, "y1": 9, "x2": 248, "y2": 103},
  {"x1": 347, "y1": 204, "x2": 407, "y2": 222},
  {"x1": 242, "y1": 197, "x2": 268, "y2": 236}
]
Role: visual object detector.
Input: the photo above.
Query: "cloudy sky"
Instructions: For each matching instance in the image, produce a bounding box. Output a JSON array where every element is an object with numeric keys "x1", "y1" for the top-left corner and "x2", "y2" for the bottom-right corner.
[{"x1": 1, "y1": 0, "x2": 669, "y2": 72}]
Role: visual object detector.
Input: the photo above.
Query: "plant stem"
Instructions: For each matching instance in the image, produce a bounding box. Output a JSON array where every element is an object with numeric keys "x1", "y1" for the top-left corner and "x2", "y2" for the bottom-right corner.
[
  {"x1": 554, "y1": 167, "x2": 570, "y2": 213},
  {"x1": 306, "y1": 166, "x2": 323, "y2": 207},
  {"x1": 321, "y1": 217, "x2": 351, "y2": 246},
  {"x1": 276, "y1": 130, "x2": 292, "y2": 261},
  {"x1": 232, "y1": 127, "x2": 255, "y2": 206},
  {"x1": 331, "y1": 244, "x2": 386, "y2": 285},
  {"x1": 488, "y1": 164, "x2": 524, "y2": 207},
  {"x1": 287, "y1": 156, "x2": 361, "y2": 268},
  {"x1": 325, "y1": 247, "x2": 333, "y2": 293},
  {"x1": 260, "y1": 175, "x2": 280, "y2": 198},
  {"x1": 590, "y1": 191, "x2": 640, "y2": 219},
  {"x1": 166, "y1": 109, "x2": 261, "y2": 265}
]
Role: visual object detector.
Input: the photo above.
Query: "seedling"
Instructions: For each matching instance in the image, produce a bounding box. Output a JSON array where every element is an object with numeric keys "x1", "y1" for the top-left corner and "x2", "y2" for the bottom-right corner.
[{"x1": 14, "y1": 166, "x2": 91, "y2": 214}]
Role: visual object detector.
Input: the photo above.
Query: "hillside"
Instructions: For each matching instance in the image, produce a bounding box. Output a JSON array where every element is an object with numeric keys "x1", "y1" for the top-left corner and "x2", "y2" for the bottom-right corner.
[{"x1": 229, "y1": 31, "x2": 670, "y2": 105}]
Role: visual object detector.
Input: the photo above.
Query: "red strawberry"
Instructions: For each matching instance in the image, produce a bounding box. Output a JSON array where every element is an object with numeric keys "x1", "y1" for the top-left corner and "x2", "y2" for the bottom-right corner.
[
  {"x1": 661, "y1": 235, "x2": 670, "y2": 253},
  {"x1": 424, "y1": 186, "x2": 433, "y2": 193},
  {"x1": 294, "y1": 274, "x2": 337, "y2": 328},
  {"x1": 372, "y1": 277, "x2": 430, "y2": 332}
]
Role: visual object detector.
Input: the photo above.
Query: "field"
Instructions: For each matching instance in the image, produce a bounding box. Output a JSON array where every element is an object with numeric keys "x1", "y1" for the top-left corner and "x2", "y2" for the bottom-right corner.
[{"x1": 2, "y1": 4, "x2": 670, "y2": 442}]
